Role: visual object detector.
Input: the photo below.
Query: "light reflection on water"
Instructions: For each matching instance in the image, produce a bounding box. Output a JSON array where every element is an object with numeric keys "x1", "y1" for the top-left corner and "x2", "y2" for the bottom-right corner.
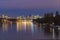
[
  {"x1": 0, "y1": 20, "x2": 60, "y2": 40},
  {"x1": 16, "y1": 20, "x2": 33, "y2": 32}
]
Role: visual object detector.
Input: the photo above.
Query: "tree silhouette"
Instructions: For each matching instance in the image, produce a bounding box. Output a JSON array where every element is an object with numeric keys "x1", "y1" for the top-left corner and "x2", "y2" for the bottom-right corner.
[
  {"x1": 54, "y1": 11, "x2": 60, "y2": 25},
  {"x1": 44, "y1": 12, "x2": 54, "y2": 24}
]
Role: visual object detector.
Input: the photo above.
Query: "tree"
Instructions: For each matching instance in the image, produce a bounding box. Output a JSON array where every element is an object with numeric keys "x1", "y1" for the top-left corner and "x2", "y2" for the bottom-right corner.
[
  {"x1": 54, "y1": 11, "x2": 60, "y2": 25},
  {"x1": 44, "y1": 12, "x2": 54, "y2": 24}
]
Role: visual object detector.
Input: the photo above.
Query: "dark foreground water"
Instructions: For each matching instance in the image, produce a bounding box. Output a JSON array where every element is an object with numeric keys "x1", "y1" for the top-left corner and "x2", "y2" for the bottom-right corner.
[{"x1": 0, "y1": 20, "x2": 60, "y2": 40}]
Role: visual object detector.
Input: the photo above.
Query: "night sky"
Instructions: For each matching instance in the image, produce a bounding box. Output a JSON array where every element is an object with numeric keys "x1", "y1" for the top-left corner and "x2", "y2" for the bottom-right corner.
[{"x1": 0, "y1": 0, "x2": 60, "y2": 17}]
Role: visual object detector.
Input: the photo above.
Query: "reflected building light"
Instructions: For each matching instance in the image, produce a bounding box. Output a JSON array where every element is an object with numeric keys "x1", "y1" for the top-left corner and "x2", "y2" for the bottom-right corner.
[
  {"x1": 24, "y1": 20, "x2": 27, "y2": 32},
  {"x1": 4, "y1": 19, "x2": 7, "y2": 22},
  {"x1": 2, "y1": 23, "x2": 5, "y2": 32},
  {"x1": 31, "y1": 22, "x2": 34, "y2": 35},
  {"x1": 10, "y1": 22, "x2": 13, "y2": 30},
  {"x1": 21, "y1": 21, "x2": 26, "y2": 30},
  {"x1": 2, "y1": 22, "x2": 8, "y2": 32},
  {"x1": 16, "y1": 20, "x2": 25, "y2": 32},
  {"x1": 53, "y1": 28, "x2": 55, "y2": 39},
  {"x1": 16, "y1": 20, "x2": 32, "y2": 32},
  {"x1": 26, "y1": 20, "x2": 31, "y2": 30},
  {"x1": 16, "y1": 22, "x2": 21, "y2": 32}
]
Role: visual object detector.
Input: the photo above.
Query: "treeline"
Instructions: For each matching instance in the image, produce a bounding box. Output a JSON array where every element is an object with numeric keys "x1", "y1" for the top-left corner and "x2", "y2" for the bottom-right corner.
[{"x1": 33, "y1": 11, "x2": 60, "y2": 25}]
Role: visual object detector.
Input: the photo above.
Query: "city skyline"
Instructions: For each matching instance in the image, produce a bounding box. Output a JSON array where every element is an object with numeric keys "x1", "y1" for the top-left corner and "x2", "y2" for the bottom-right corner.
[{"x1": 0, "y1": 9, "x2": 60, "y2": 17}]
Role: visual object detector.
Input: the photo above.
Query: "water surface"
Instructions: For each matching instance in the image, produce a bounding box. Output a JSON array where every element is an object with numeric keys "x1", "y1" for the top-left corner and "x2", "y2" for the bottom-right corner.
[{"x1": 0, "y1": 20, "x2": 60, "y2": 40}]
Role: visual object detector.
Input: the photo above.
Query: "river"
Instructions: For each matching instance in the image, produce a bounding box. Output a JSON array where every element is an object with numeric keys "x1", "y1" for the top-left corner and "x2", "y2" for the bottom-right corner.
[{"x1": 0, "y1": 20, "x2": 60, "y2": 40}]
